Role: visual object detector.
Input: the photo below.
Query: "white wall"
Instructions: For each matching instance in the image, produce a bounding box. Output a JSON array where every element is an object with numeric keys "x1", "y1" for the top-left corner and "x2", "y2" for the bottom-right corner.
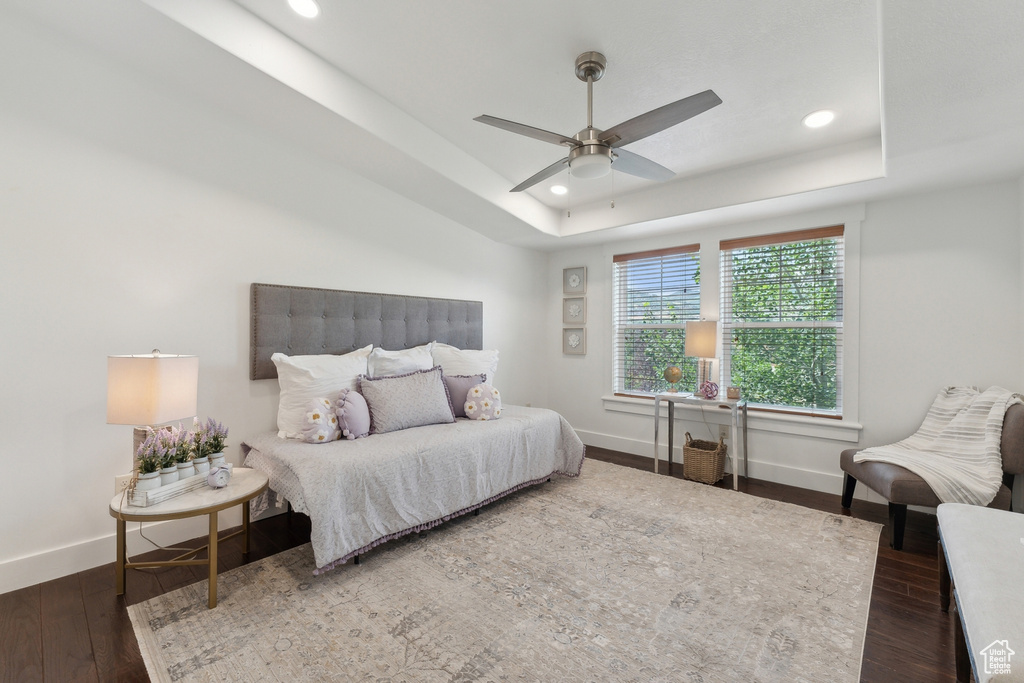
[
  {"x1": 0, "y1": 10, "x2": 547, "y2": 593},
  {"x1": 857, "y1": 181, "x2": 1022, "y2": 446},
  {"x1": 545, "y1": 180, "x2": 1022, "y2": 499}
]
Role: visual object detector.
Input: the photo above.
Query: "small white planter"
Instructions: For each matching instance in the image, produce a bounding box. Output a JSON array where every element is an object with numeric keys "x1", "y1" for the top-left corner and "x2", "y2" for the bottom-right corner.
[
  {"x1": 160, "y1": 466, "x2": 178, "y2": 486},
  {"x1": 135, "y1": 470, "x2": 161, "y2": 491},
  {"x1": 209, "y1": 452, "x2": 226, "y2": 468},
  {"x1": 193, "y1": 456, "x2": 210, "y2": 474},
  {"x1": 177, "y1": 461, "x2": 195, "y2": 479}
]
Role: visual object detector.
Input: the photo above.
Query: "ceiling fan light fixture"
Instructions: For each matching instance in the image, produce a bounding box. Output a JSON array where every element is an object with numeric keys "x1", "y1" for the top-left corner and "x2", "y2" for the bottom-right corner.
[
  {"x1": 803, "y1": 110, "x2": 835, "y2": 128},
  {"x1": 475, "y1": 50, "x2": 721, "y2": 192},
  {"x1": 550, "y1": 185, "x2": 568, "y2": 195},
  {"x1": 287, "y1": 0, "x2": 320, "y2": 19},
  {"x1": 569, "y1": 150, "x2": 612, "y2": 179}
]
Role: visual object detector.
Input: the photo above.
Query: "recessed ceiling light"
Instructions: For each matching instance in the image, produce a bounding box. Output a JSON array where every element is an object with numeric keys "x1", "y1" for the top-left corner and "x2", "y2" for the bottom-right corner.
[
  {"x1": 288, "y1": 0, "x2": 320, "y2": 19},
  {"x1": 550, "y1": 185, "x2": 568, "y2": 195},
  {"x1": 802, "y1": 110, "x2": 835, "y2": 128}
]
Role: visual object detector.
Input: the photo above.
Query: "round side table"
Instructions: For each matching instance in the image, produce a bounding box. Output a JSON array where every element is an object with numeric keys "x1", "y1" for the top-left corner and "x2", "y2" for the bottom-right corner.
[{"x1": 108, "y1": 467, "x2": 269, "y2": 608}]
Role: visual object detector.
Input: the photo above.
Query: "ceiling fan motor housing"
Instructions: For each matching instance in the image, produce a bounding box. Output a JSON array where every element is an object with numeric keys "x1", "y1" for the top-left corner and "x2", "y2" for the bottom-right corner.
[{"x1": 569, "y1": 126, "x2": 614, "y2": 178}]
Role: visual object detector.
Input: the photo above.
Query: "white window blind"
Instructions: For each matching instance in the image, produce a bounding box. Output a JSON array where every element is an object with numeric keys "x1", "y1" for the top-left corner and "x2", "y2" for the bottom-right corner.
[
  {"x1": 720, "y1": 225, "x2": 844, "y2": 415},
  {"x1": 613, "y1": 245, "x2": 701, "y2": 394}
]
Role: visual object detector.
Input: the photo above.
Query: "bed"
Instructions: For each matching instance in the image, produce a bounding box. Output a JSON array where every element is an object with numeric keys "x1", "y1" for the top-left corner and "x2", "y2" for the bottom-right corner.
[{"x1": 241, "y1": 283, "x2": 586, "y2": 574}]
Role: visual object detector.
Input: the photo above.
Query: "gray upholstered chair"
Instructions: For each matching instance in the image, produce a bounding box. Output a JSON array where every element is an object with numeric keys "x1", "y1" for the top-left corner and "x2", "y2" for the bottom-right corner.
[{"x1": 840, "y1": 403, "x2": 1024, "y2": 550}]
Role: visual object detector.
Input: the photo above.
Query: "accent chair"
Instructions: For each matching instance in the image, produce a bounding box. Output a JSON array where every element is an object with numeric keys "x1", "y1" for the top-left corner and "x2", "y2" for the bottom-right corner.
[{"x1": 839, "y1": 403, "x2": 1024, "y2": 550}]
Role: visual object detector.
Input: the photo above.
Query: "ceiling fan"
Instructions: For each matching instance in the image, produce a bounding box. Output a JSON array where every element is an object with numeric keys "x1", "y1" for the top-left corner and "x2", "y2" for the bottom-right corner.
[{"x1": 475, "y1": 51, "x2": 722, "y2": 193}]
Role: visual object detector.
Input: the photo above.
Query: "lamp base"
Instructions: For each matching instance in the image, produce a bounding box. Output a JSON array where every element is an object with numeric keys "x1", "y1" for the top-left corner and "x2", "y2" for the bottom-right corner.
[
  {"x1": 132, "y1": 426, "x2": 148, "y2": 461},
  {"x1": 695, "y1": 358, "x2": 715, "y2": 396}
]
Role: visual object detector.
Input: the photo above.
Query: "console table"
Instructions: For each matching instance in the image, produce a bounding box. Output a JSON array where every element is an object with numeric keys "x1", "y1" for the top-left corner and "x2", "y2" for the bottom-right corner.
[
  {"x1": 108, "y1": 467, "x2": 269, "y2": 608},
  {"x1": 653, "y1": 392, "x2": 748, "y2": 490}
]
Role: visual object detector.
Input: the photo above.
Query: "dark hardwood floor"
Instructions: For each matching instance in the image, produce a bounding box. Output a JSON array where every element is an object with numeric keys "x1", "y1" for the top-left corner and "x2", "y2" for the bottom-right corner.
[{"x1": 1, "y1": 448, "x2": 953, "y2": 682}]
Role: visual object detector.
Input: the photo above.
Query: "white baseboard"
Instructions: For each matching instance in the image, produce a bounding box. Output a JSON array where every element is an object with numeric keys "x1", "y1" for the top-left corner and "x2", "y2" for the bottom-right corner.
[
  {"x1": 0, "y1": 509, "x2": 243, "y2": 595},
  {"x1": 576, "y1": 428, "x2": 889, "y2": 505}
]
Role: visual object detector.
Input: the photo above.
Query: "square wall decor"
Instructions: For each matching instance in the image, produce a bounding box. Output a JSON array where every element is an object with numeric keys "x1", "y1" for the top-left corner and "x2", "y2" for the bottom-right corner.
[
  {"x1": 563, "y1": 297, "x2": 586, "y2": 324},
  {"x1": 563, "y1": 328, "x2": 586, "y2": 355},
  {"x1": 563, "y1": 266, "x2": 586, "y2": 294}
]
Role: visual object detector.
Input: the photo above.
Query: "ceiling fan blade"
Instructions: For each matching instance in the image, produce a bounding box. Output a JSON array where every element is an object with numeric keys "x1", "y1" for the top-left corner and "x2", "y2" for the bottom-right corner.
[
  {"x1": 600, "y1": 89, "x2": 722, "y2": 148},
  {"x1": 474, "y1": 115, "x2": 581, "y2": 148},
  {"x1": 611, "y1": 148, "x2": 676, "y2": 182},
  {"x1": 509, "y1": 157, "x2": 569, "y2": 192}
]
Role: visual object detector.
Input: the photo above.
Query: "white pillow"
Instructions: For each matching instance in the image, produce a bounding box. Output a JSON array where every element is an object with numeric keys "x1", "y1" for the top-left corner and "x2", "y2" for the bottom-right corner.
[
  {"x1": 272, "y1": 345, "x2": 372, "y2": 439},
  {"x1": 367, "y1": 343, "x2": 433, "y2": 378},
  {"x1": 431, "y1": 343, "x2": 499, "y2": 384}
]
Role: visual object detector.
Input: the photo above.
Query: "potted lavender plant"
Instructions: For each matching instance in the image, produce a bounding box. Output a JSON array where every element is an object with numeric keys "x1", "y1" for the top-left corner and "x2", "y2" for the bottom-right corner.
[
  {"x1": 134, "y1": 434, "x2": 163, "y2": 491},
  {"x1": 194, "y1": 418, "x2": 229, "y2": 469},
  {"x1": 156, "y1": 429, "x2": 178, "y2": 485},
  {"x1": 172, "y1": 424, "x2": 196, "y2": 479}
]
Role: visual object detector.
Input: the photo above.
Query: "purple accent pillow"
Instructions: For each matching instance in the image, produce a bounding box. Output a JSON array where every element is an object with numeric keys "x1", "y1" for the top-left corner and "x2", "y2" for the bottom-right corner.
[
  {"x1": 336, "y1": 389, "x2": 370, "y2": 440},
  {"x1": 301, "y1": 398, "x2": 341, "y2": 444},
  {"x1": 464, "y1": 383, "x2": 502, "y2": 421},
  {"x1": 443, "y1": 373, "x2": 486, "y2": 418}
]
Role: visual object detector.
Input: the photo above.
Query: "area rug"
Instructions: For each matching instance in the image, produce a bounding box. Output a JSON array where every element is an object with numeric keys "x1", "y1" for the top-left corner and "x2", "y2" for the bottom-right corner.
[{"x1": 129, "y1": 459, "x2": 881, "y2": 682}]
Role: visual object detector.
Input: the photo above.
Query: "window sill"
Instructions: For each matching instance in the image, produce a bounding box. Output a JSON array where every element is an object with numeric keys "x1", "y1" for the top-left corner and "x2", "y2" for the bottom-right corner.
[{"x1": 601, "y1": 394, "x2": 862, "y2": 442}]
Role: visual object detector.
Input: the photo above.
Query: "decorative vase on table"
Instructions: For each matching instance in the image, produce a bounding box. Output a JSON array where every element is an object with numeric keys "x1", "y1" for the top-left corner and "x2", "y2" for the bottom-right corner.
[
  {"x1": 135, "y1": 470, "x2": 161, "y2": 492},
  {"x1": 177, "y1": 460, "x2": 195, "y2": 479},
  {"x1": 209, "y1": 452, "x2": 226, "y2": 468},
  {"x1": 159, "y1": 465, "x2": 178, "y2": 486},
  {"x1": 192, "y1": 455, "x2": 210, "y2": 474}
]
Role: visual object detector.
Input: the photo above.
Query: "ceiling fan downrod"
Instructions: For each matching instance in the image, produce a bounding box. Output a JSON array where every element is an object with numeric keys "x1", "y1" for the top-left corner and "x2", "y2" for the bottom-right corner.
[
  {"x1": 574, "y1": 51, "x2": 606, "y2": 130},
  {"x1": 570, "y1": 52, "x2": 613, "y2": 178}
]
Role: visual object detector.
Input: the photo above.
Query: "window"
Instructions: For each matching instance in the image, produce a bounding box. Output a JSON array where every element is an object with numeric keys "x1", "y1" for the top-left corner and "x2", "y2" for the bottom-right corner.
[
  {"x1": 720, "y1": 226, "x2": 844, "y2": 415},
  {"x1": 613, "y1": 245, "x2": 701, "y2": 395}
]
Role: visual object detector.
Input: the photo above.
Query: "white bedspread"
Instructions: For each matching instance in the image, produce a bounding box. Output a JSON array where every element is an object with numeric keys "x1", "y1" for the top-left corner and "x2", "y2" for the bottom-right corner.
[
  {"x1": 853, "y1": 386, "x2": 1021, "y2": 506},
  {"x1": 242, "y1": 405, "x2": 585, "y2": 573}
]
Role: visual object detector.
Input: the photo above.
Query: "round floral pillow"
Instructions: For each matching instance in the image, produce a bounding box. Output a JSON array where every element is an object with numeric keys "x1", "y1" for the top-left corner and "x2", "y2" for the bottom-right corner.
[
  {"x1": 464, "y1": 383, "x2": 502, "y2": 420},
  {"x1": 301, "y1": 397, "x2": 340, "y2": 443}
]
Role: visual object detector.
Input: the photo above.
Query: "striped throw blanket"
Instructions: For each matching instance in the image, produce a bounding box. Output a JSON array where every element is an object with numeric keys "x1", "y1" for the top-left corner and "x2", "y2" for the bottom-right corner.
[{"x1": 854, "y1": 386, "x2": 1022, "y2": 506}]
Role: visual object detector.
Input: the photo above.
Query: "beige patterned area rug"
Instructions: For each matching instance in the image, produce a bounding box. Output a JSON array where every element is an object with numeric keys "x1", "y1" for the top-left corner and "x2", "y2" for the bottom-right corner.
[{"x1": 129, "y1": 459, "x2": 880, "y2": 682}]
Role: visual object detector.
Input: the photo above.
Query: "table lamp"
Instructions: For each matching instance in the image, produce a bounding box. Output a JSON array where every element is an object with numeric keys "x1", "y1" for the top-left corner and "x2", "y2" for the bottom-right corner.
[
  {"x1": 684, "y1": 321, "x2": 717, "y2": 397},
  {"x1": 107, "y1": 350, "x2": 199, "y2": 465}
]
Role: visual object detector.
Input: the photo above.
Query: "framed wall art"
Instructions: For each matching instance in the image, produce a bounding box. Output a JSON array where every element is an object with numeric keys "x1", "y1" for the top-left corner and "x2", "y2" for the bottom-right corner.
[
  {"x1": 562, "y1": 327, "x2": 586, "y2": 355},
  {"x1": 562, "y1": 266, "x2": 586, "y2": 294},
  {"x1": 562, "y1": 297, "x2": 587, "y2": 325}
]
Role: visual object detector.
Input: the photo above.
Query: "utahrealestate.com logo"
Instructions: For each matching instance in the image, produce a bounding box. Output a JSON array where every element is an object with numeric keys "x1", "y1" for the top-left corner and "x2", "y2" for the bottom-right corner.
[{"x1": 979, "y1": 640, "x2": 1015, "y2": 676}]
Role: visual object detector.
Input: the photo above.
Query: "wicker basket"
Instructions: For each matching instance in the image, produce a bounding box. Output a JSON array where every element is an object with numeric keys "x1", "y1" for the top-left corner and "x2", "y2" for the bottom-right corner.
[{"x1": 682, "y1": 432, "x2": 727, "y2": 484}]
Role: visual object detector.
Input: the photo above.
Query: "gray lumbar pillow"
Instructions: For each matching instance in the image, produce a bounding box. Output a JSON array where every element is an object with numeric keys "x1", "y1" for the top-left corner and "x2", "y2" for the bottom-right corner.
[{"x1": 357, "y1": 366, "x2": 456, "y2": 434}]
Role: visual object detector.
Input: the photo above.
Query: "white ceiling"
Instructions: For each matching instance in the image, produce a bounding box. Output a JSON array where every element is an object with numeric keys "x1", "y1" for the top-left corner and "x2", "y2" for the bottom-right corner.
[
  {"x1": 12, "y1": 0, "x2": 1024, "y2": 248},
  {"x1": 232, "y1": 0, "x2": 882, "y2": 206}
]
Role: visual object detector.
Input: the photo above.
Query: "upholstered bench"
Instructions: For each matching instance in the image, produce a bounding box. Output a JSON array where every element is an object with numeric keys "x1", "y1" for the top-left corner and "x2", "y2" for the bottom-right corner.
[{"x1": 937, "y1": 503, "x2": 1024, "y2": 682}]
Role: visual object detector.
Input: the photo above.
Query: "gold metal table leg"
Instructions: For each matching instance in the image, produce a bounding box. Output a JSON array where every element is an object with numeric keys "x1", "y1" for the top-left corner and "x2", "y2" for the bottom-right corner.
[
  {"x1": 208, "y1": 512, "x2": 218, "y2": 608},
  {"x1": 115, "y1": 518, "x2": 126, "y2": 596},
  {"x1": 242, "y1": 500, "x2": 251, "y2": 556}
]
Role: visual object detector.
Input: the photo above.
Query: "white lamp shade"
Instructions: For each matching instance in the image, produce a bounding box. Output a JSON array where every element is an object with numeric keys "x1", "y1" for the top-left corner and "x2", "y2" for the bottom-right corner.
[
  {"x1": 106, "y1": 353, "x2": 199, "y2": 426},
  {"x1": 684, "y1": 321, "x2": 717, "y2": 358}
]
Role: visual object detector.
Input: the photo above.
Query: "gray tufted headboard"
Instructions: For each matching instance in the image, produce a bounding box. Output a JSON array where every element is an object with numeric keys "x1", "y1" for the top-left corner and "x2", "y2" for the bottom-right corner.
[{"x1": 250, "y1": 283, "x2": 483, "y2": 380}]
